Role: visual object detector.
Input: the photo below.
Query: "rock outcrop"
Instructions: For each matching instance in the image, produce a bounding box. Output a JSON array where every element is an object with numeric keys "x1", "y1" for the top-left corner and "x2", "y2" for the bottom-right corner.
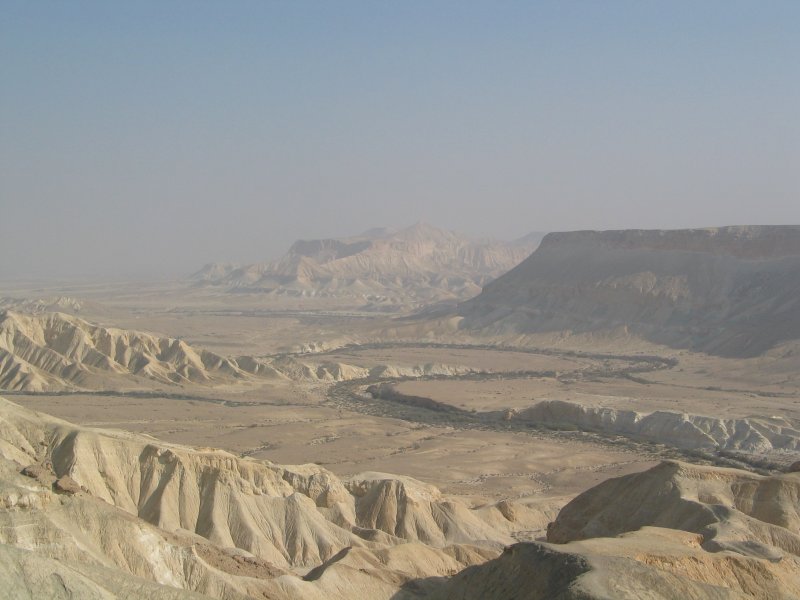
[
  {"x1": 0, "y1": 310, "x2": 489, "y2": 392},
  {"x1": 547, "y1": 460, "x2": 800, "y2": 557},
  {"x1": 425, "y1": 461, "x2": 800, "y2": 599},
  {"x1": 509, "y1": 399, "x2": 800, "y2": 454}
]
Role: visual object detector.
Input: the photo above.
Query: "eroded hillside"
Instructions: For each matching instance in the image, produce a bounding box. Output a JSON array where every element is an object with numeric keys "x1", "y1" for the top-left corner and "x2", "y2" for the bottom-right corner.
[
  {"x1": 2, "y1": 399, "x2": 799, "y2": 599},
  {"x1": 0, "y1": 311, "x2": 284, "y2": 391}
]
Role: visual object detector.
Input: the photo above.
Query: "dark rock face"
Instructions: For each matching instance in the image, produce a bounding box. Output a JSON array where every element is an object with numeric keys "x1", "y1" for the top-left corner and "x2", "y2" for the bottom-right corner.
[
  {"x1": 20, "y1": 464, "x2": 49, "y2": 480},
  {"x1": 459, "y1": 226, "x2": 800, "y2": 357},
  {"x1": 421, "y1": 543, "x2": 593, "y2": 600},
  {"x1": 53, "y1": 475, "x2": 82, "y2": 495}
]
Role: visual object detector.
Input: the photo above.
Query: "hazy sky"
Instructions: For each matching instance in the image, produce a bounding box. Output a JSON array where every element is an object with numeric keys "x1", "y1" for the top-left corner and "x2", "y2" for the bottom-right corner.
[{"x1": 2, "y1": 1, "x2": 799, "y2": 279}]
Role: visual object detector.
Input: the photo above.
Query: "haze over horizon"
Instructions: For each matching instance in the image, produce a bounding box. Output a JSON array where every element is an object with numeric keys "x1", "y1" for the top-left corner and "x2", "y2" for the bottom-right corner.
[{"x1": 2, "y1": 1, "x2": 799, "y2": 279}]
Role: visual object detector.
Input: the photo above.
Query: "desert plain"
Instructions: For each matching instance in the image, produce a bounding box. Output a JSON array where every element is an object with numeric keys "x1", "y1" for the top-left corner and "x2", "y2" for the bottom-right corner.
[{"x1": 2, "y1": 225, "x2": 800, "y2": 599}]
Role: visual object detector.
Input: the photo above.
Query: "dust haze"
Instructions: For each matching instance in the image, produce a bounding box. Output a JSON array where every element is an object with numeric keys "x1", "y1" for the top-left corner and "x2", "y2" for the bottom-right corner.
[
  {"x1": 2, "y1": 3, "x2": 800, "y2": 600},
  {"x1": 2, "y1": 3, "x2": 799, "y2": 279}
]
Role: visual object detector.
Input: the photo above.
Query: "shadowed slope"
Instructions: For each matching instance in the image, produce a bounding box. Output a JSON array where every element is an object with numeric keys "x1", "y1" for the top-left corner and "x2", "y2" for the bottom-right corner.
[
  {"x1": 547, "y1": 460, "x2": 800, "y2": 559},
  {"x1": 412, "y1": 461, "x2": 800, "y2": 600},
  {"x1": 459, "y1": 226, "x2": 800, "y2": 356}
]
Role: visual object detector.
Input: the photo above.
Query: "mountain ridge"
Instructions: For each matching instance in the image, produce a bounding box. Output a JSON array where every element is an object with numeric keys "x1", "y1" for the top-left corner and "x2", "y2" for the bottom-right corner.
[{"x1": 192, "y1": 223, "x2": 544, "y2": 306}]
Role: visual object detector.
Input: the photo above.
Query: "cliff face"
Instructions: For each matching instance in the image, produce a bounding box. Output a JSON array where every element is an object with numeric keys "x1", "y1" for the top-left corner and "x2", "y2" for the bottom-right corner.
[{"x1": 459, "y1": 226, "x2": 800, "y2": 357}]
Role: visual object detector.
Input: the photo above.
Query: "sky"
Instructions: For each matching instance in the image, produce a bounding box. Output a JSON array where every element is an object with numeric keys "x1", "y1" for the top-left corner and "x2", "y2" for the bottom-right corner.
[{"x1": 1, "y1": 1, "x2": 799, "y2": 279}]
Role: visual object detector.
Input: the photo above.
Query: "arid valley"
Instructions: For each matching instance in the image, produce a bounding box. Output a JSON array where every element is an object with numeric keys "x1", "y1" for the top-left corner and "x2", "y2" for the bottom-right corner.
[
  {"x1": 2, "y1": 225, "x2": 800, "y2": 598},
  {"x1": 3, "y1": 4, "x2": 799, "y2": 597}
]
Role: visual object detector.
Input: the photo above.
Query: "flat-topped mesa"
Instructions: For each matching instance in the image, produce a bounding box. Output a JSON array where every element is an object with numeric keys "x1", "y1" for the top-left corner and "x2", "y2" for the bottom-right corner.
[
  {"x1": 459, "y1": 225, "x2": 800, "y2": 357},
  {"x1": 538, "y1": 225, "x2": 800, "y2": 259}
]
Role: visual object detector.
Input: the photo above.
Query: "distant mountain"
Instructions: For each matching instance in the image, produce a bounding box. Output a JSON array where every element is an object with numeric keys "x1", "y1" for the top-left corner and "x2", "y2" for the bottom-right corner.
[
  {"x1": 192, "y1": 223, "x2": 545, "y2": 307},
  {"x1": 189, "y1": 262, "x2": 240, "y2": 282},
  {"x1": 0, "y1": 295, "x2": 103, "y2": 316},
  {"x1": 458, "y1": 226, "x2": 800, "y2": 356}
]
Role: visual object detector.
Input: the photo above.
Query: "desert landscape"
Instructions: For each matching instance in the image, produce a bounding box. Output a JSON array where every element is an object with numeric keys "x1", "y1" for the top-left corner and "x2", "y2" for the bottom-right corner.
[
  {"x1": 3, "y1": 3, "x2": 798, "y2": 598},
  {"x1": 2, "y1": 224, "x2": 800, "y2": 598}
]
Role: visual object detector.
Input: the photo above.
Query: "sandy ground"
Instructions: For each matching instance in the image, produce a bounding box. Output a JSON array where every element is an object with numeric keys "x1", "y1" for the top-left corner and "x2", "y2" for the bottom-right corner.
[
  {"x1": 316, "y1": 346, "x2": 589, "y2": 372},
  {"x1": 14, "y1": 386, "x2": 655, "y2": 506},
  {"x1": 4, "y1": 279, "x2": 797, "y2": 508},
  {"x1": 394, "y1": 360, "x2": 800, "y2": 420}
]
